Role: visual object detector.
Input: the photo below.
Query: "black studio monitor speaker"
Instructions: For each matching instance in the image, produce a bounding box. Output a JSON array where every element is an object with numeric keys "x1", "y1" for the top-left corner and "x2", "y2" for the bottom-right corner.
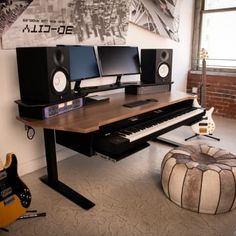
[
  {"x1": 141, "y1": 49, "x2": 173, "y2": 84},
  {"x1": 16, "y1": 46, "x2": 72, "y2": 104}
]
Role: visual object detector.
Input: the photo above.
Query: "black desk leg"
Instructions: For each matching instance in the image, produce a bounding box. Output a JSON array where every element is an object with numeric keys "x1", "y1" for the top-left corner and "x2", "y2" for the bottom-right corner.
[{"x1": 40, "y1": 128, "x2": 95, "y2": 210}]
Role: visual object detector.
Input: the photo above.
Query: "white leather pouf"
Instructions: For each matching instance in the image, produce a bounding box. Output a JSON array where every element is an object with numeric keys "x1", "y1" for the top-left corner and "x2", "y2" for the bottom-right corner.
[{"x1": 161, "y1": 144, "x2": 236, "y2": 214}]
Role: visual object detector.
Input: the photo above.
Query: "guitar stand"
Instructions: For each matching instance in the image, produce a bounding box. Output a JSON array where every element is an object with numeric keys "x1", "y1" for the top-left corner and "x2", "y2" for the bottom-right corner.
[{"x1": 185, "y1": 133, "x2": 220, "y2": 141}]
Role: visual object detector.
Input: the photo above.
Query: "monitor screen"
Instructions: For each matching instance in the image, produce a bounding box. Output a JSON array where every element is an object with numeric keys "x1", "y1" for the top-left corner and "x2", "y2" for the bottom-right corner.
[
  {"x1": 97, "y1": 46, "x2": 140, "y2": 77},
  {"x1": 69, "y1": 45, "x2": 100, "y2": 81}
]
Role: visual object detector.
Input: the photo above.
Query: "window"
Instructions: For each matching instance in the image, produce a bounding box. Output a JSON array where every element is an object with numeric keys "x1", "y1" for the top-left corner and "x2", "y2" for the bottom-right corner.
[{"x1": 192, "y1": 0, "x2": 236, "y2": 71}]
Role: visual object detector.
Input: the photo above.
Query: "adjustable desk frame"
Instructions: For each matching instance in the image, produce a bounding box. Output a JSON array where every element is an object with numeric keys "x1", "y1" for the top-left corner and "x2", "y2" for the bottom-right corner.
[
  {"x1": 17, "y1": 91, "x2": 197, "y2": 210},
  {"x1": 41, "y1": 129, "x2": 95, "y2": 210}
]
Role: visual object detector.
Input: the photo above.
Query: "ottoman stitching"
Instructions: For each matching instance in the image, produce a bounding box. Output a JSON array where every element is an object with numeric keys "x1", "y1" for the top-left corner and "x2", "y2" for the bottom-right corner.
[
  {"x1": 167, "y1": 163, "x2": 177, "y2": 199},
  {"x1": 214, "y1": 174, "x2": 221, "y2": 214},
  {"x1": 180, "y1": 167, "x2": 189, "y2": 208},
  {"x1": 229, "y1": 171, "x2": 236, "y2": 211},
  {"x1": 197, "y1": 171, "x2": 204, "y2": 213}
]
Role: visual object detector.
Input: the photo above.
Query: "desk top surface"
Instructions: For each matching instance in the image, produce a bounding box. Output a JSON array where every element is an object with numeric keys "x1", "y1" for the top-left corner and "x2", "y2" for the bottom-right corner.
[{"x1": 16, "y1": 91, "x2": 196, "y2": 133}]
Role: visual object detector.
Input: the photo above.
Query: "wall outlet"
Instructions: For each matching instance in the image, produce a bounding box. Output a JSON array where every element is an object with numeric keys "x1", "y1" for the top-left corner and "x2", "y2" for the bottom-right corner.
[{"x1": 192, "y1": 87, "x2": 198, "y2": 94}]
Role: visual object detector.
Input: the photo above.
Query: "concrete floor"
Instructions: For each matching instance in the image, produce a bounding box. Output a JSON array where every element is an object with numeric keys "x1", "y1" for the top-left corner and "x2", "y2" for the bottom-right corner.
[{"x1": 3, "y1": 115, "x2": 236, "y2": 236}]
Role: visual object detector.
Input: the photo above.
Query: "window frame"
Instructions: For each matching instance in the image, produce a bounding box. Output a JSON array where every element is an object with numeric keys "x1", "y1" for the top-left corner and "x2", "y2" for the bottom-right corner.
[{"x1": 191, "y1": 0, "x2": 236, "y2": 73}]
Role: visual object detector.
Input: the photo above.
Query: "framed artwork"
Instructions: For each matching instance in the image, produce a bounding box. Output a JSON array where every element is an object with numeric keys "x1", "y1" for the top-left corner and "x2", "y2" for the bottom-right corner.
[
  {"x1": 129, "y1": 0, "x2": 181, "y2": 42},
  {"x1": 1, "y1": 0, "x2": 131, "y2": 49},
  {"x1": 0, "y1": 0, "x2": 181, "y2": 49},
  {"x1": 0, "y1": 1, "x2": 33, "y2": 39}
]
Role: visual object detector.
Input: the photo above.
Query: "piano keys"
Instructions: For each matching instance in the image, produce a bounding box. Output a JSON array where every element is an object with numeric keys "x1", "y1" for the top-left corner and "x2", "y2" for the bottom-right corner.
[
  {"x1": 94, "y1": 99, "x2": 205, "y2": 160},
  {"x1": 118, "y1": 107, "x2": 203, "y2": 142}
]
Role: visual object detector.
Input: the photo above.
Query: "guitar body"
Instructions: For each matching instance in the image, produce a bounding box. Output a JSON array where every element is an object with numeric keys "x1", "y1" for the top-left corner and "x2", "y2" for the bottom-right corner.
[
  {"x1": 0, "y1": 153, "x2": 31, "y2": 228},
  {"x1": 191, "y1": 107, "x2": 215, "y2": 135}
]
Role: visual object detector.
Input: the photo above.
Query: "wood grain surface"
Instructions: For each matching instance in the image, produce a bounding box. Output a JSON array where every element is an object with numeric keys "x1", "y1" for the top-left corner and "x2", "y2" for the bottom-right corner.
[{"x1": 16, "y1": 91, "x2": 195, "y2": 133}]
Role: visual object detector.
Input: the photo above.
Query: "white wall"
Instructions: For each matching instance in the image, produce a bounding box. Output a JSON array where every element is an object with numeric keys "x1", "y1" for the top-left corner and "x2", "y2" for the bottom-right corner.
[{"x1": 0, "y1": 0, "x2": 194, "y2": 176}]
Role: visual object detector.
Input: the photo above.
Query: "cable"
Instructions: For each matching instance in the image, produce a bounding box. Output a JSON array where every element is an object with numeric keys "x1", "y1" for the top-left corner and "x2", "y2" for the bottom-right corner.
[{"x1": 26, "y1": 126, "x2": 35, "y2": 140}]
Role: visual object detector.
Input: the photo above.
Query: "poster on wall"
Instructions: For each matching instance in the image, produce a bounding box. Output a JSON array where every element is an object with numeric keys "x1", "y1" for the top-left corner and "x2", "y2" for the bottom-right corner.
[
  {"x1": 0, "y1": 1, "x2": 33, "y2": 42},
  {"x1": 1, "y1": 0, "x2": 131, "y2": 49},
  {"x1": 129, "y1": 0, "x2": 181, "y2": 42}
]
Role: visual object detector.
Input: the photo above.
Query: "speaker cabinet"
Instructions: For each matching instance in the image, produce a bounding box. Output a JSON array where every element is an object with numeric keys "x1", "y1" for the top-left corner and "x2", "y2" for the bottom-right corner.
[
  {"x1": 141, "y1": 49, "x2": 173, "y2": 84},
  {"x1": 16, "y1": 46, "x2": 72, "y2": 104}
]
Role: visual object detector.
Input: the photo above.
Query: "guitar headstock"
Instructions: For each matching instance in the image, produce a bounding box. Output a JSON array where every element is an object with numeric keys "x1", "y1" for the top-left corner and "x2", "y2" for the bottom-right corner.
[{"x1": 199, "y1": 48, "x2": 208, "y2": 60}]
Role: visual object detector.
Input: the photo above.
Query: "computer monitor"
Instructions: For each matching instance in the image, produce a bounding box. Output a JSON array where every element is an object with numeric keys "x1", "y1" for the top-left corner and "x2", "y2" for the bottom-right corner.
[
  {"x1": 68, "y1": 45, "x2": 100, "y2": 87},
  {"x1": 97, "y1": 46, "x2": 140, "y2": 85}
]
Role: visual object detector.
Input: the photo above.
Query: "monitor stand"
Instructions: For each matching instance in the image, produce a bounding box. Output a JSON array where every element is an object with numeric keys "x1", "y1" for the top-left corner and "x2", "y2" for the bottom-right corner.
[
  {"x1": 115, "y1": 75, "x2": 122, "y2": 86},
  {"x1": 114, "y1": 75, "x2": 138, "y2": 87},
  {"x1": 73, "y1": 75, "x2": 138, "y2": 96},
  {"x1": 74, "y1": 80, "x2": 99, "y2": 92},
  {"x1": 74, "y1": 80, "x2": 82, "y2": 91},
  {"x1": 74, "y1": 76, "x2": 123, "y2": 92}
]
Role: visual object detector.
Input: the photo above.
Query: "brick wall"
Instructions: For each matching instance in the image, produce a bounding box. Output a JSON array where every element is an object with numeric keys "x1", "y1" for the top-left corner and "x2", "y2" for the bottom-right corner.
[{"x1": 187, "y1": 71, "x2": 236, "y2": 119}]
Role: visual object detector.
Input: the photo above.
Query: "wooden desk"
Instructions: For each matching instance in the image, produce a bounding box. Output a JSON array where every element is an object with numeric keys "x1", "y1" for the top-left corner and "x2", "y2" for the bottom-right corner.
[
  {"x1": 16, "y1": 91, "x2": 196, "y2": 210},
  {"x1": 17, "y1": 91, "x2": 195, "y2": 132}
]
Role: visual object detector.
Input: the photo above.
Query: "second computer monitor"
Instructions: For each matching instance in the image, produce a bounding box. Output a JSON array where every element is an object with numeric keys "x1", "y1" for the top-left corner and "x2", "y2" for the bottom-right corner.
[{"x1": 97, "y1": 46, "x2": 140, "y2": 85}]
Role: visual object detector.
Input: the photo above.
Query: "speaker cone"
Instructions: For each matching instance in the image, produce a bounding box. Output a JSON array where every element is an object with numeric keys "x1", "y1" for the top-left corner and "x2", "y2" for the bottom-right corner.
[
  {"x1": 52, "y1": 70, "x2": 68, "y2": 93},
  {"x1": 158, "y1": 63, "x2": 169, "y2": 78}
]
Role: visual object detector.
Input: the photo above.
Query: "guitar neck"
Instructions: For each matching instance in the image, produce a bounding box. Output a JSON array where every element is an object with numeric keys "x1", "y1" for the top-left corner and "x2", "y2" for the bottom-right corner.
[{"x1": 200, "y1": 59, "x2": 206, "y2": 107}]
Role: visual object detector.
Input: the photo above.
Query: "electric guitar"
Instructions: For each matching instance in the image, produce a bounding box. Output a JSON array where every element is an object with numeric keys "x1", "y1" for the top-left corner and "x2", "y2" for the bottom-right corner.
[
  {"x1": 0, "y1": 153, "x2": 31, "y2": 228},
  {"x1": 191, "y1": 48, "x2": 216, "y2": 135}
]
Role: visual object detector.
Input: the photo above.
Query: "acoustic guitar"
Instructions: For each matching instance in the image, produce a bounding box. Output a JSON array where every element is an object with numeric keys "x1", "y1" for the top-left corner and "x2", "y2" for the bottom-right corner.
[
  {"x1": 191, "y1": 48, "x2": 216, "y2": 135},
  {"x1": 0, "y1": 153, "x2": 31, "y2": 228}
]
